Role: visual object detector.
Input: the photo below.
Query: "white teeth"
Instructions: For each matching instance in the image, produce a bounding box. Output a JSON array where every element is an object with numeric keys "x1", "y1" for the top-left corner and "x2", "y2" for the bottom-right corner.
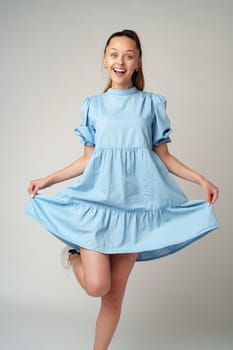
[{"x1": 113, "y1": 68, "x2": 126, "y2": 73}]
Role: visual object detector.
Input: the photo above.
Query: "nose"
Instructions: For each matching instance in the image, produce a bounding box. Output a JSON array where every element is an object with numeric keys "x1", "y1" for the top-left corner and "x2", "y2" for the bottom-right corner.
[{"x1": 117, "y1": 55, "x2": 124, "y2": 65}]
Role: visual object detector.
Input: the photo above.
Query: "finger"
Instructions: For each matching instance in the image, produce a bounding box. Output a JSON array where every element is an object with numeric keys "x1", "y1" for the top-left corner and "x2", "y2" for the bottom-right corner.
[
  {"x1": 208, "y1": 190, "x2": 218, "y2": 204},
  {"x1": 28, "y1": 183, "x2": 38, "y2": 197},
  {"x1": 31, "y1": 187, "x2": 38, "y2": 196},
  {"x1": 27, "y1": 185, "x2": 33, "y2": 194},
  {"x1": 206, "y1": 191, "x2": 211, "y2": 204},
  {"x1": 211, "y1": 190, "x2": 219, "y2": 204},
  {"x1": 209, "y1": 194, "x2": 214, "y2": 204},
  {"x1": 27, "y1": 182, "x2": 35, "y2": 194}
]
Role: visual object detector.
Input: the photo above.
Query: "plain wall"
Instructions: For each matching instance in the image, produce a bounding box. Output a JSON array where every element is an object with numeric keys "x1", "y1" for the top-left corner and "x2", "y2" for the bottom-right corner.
[{"x1": 0, "y1": 0, "x2": 232, "y2": 349}]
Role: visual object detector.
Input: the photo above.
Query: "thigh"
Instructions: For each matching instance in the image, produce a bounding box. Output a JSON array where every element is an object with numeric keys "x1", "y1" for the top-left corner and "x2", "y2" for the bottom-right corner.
[
  {"x1": 80, "y1": 247, "x2": 111, "y2": 288},
  {"x1": 109, "y1": 253, "x2": 138, "y2": 298}
]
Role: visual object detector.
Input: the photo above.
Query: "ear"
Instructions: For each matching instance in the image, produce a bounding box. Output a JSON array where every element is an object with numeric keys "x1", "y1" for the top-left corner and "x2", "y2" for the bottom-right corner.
[{"x1": 103, "y1": 57, "x2": 107, "y2": 69}]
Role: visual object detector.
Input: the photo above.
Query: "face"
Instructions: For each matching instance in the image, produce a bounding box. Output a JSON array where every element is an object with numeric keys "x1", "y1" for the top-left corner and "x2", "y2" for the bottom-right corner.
[{"x1": 103, "y1": 36, "x2": 141, "y2": 90}]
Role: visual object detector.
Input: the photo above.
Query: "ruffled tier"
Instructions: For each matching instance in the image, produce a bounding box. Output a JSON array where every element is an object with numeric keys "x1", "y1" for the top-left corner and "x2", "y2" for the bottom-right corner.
[{"x1": 26, "y1": 195, "x2": 219, "y2": 261}]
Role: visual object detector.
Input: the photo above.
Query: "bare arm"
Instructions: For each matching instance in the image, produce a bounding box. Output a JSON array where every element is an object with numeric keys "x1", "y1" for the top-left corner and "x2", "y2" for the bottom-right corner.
[
  {"x1": 152, "y1": 143, "x2": 219, "y2": 204},
  {"x1": 28, "y1": 145, "x2": 95, "y2": 196}
]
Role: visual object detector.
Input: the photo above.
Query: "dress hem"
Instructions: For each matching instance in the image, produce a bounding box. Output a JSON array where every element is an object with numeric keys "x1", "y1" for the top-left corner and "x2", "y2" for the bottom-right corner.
[{"x1": 26, "y1": 206, "x2": 219, "y2": 262}]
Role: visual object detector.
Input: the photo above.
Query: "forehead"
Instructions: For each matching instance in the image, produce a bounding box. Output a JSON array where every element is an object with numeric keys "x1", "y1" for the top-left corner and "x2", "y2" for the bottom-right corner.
[{"x1": 107, "y1": 36, "x2": 138, "y2": 52}]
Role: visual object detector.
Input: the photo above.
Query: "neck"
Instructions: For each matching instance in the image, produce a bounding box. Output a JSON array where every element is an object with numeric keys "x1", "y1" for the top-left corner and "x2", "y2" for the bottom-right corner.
[{"x1": 111, "y1": 82, "x2": 134, "y2": 90}]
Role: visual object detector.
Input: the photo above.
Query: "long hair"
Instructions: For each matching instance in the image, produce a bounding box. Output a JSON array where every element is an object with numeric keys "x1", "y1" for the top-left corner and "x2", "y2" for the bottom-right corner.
[{"x1": 103, "y1": 29, "x2": 145, "y2": 92}]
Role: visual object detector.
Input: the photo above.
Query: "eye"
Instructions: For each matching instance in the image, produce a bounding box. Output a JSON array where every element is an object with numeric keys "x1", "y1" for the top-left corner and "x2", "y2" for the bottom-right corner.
[
  {"x1": 126, "y1": 55, "x2": 134, "y2": 60},
  {"x1": 110, "y1": 53, "x2": 118, "y2": 58}
]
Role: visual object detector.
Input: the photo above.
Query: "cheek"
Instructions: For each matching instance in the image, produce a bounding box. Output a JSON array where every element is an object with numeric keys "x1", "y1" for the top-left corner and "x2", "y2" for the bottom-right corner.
[
  {"x1": 128, "y1": 63, "x2": 138, "y2": 72},
  {"x1": 105, "y1": 58, "x2": 114, "y2": 68}
]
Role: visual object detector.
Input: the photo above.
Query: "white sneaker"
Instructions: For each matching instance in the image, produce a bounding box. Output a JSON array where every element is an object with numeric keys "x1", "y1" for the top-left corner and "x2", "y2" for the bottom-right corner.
[{"x1": 60, "y1": 245, "x2": 78, "y2": 270}]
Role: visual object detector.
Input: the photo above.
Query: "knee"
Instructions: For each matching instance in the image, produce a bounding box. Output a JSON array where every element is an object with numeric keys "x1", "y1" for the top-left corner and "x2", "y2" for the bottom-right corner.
[
  {"x1": 85, "y1": 279, "x2": 111, "y2": 298},
  {"x1": 102, "y1": 290, "x2": 124, "y2": 309}
]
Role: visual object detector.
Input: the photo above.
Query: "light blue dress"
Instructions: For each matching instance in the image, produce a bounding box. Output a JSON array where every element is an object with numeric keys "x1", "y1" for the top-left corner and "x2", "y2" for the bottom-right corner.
[{"x1": 26, "y1": 87, "x2": 219, "y2": 261}]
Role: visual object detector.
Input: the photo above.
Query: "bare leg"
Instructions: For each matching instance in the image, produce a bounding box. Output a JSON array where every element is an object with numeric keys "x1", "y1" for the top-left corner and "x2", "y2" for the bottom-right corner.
[
  {"x1": 68, "y1": 253, "x2": 85, "y2": 289},
  {"x1": 93, "y1": 253, "x2": 138, "y2": 350},
  {"x1": 69, "y1": 248, "x2": 111, "y2": 296},
  {"x1": 69, "y1": 249, "x2": 138, "y2": 350}
]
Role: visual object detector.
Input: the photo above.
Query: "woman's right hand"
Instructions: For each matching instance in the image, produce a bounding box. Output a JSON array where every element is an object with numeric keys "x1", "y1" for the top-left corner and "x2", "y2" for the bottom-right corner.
[
  {"x1": 27, "y1": 150, "x2": 94, "y2": 197},
  {"x1": 27, "y1": 177, "x2": 50, "y2": 197}
]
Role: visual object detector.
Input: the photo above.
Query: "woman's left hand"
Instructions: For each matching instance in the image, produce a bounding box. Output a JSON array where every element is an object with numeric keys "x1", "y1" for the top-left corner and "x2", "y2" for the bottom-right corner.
[{"x1": 199, "y1": 178, "x2": 219, "y2": 204}]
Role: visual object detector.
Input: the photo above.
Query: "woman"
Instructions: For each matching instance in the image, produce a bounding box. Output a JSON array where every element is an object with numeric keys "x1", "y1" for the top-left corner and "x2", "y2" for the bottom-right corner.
[{"x1": 27, "y1": 29, "x2": 219, "y2": 350}]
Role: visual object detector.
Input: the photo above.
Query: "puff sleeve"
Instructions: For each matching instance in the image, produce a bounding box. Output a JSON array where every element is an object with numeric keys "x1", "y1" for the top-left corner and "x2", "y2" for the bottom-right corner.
[
  {"x1": 151, "y1": 94, "x2": 172, "y2": 146},
  {"x1": 74, "y1": 97, "x2": 96, "y2": 146}
]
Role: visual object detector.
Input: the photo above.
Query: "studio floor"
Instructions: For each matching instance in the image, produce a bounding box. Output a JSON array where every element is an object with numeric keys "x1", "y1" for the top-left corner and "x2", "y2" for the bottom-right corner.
[{"x1": 1, "y1": 301, "x2": 232, "y2": 350}]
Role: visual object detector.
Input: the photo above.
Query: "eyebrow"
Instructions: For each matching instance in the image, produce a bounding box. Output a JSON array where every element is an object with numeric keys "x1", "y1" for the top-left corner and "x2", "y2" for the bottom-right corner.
[{"x1": 109, "y1": 48, "x2": 135, "y2": 53}]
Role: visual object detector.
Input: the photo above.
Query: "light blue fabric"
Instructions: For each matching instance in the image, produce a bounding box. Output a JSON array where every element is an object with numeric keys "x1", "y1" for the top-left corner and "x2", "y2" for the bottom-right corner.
[{"x1": 26, "y1": 87, "x2": 219, "y2": 261}]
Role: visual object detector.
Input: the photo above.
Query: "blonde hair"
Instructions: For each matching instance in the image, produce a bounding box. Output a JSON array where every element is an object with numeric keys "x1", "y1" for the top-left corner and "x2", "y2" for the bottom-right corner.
[{"x1": 103, "y1": 29, "x2": 145, "y2": 92}]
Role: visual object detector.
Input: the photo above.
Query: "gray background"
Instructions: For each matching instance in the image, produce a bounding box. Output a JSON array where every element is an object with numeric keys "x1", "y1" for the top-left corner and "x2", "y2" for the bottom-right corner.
[{"x1": 0, "y1": 0, "x2": 232, "y2": 349}]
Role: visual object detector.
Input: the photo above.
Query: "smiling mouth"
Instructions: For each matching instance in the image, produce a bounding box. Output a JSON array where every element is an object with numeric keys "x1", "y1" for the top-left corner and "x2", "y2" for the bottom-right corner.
[{"x1": 113, "y1": 68, "x2": 127, "y2": 76}]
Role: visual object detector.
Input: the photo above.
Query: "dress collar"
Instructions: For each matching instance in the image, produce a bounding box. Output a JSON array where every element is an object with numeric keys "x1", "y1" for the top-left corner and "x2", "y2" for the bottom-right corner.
[{"x1": 106, "y1": 86, "x2": 138, "y2": 95}]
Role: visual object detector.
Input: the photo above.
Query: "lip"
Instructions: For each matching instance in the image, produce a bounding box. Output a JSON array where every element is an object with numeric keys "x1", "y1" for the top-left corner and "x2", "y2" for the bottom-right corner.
[{"x1": 113, "y1": 67, "x2": 127, "y2": 73}]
